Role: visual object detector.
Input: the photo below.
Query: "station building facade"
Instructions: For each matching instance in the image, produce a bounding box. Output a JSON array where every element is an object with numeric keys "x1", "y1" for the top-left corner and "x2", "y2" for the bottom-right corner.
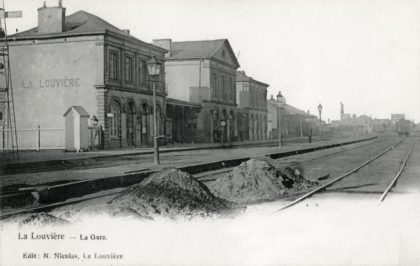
[
  {"x1": 235, "y1": 71, "x2": 268, "y2": 141},
  {"x1": 4, "y1": 3, "x2": 167, "y2": 149},
  {"x1": 153, "y1": 39, "x2": 240, "y2": 144},
  {"x1": 267, "y1": 92, "x2": 318, "y2": 139}
]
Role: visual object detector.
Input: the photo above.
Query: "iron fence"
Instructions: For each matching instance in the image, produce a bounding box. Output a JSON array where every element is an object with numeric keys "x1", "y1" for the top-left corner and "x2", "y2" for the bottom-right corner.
[{"x1": 0, "y1": 126, "x2": 64, "y2": 151}]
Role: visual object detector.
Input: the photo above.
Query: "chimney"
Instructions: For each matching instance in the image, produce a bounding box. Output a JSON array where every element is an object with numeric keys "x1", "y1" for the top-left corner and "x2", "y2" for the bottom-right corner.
[
  {"x1": 153, "y1": 39, "x2": 172, "y2": 57},
  {"x1": 37, "y1": 0, "x2": 66, "y2": 34},
  {"x1": 122, "y1": 29, "x2": 130, "y2": 35}
]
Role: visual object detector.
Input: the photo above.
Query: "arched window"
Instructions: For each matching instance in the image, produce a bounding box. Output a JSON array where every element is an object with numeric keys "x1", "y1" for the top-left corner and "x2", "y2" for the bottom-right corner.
[{"x1": 110, "y1": 100, "x2": 121, "y2": 137}]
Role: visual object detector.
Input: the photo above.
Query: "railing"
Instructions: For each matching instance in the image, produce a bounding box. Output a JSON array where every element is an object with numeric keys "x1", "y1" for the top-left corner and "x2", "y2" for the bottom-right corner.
[{"x1": 0, "y1": 126, "x2": 65, "y2": 151}]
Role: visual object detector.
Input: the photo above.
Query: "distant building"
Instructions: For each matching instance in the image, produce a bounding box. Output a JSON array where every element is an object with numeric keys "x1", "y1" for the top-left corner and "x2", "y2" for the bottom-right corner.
[
  {"x1": 330, "y1": 102, "x2": 373, "y2": 136},
  {"x1": 340, "y1": 102, "x2": 351, "y2": 122},
  {"x1": 153, "y1": 38, "x2": 240, "y2": 144},
  {"x1": 2, "y1": 2, "x2": 167, "y2": 149},
  {"x1": 391, "y1": 114, "x2": 405, "y2": 122},
  {"x1": 267, "y1": 92, "x2": 317, "y2": 139},
  {"x1": 373, "y1": 119, "x2": 391, "y2": 133},
  {"x1": 236, "y1": 71, "x2": 268, "y2": 141}
]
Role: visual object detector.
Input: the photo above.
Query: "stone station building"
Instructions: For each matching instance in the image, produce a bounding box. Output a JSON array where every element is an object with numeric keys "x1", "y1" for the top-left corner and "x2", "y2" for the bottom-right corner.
[
  {"x1": 153, "y1": 39, "x2": 240, "y2": 144},
  {"x1": 4, "y1": 3, "x2": 167, "y2": 149},
  {"x1": 235, "y1": 70, "x2": 268, "y2": 141}
]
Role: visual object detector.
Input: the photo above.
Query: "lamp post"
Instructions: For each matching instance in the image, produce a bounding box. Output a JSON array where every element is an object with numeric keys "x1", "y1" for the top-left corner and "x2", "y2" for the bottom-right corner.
[
  {"x1": 277, "y1": 91, "x2": 285, "y2": 148},
  {"x1": 318, "y1": 103, "x2": 323, "y2": 141},
  {"x1": 147, "y1": 56, "x2": 161, "y2": 165}
]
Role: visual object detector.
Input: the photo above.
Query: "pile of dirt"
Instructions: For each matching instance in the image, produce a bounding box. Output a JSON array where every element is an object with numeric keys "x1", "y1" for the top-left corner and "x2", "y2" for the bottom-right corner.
[
  {"x1": 280, "y1": 166, "x2": 319, "y2": 191},
  {"x1": 207, "y1": 159, "x2": 285, "y2": 203},
  {"x1": 18, "y1": 213, "x2": 69, "y2": 226},
  {"x1": 110, "y1": 168, "x2": 233, "y2": 219},
  {"x1": 50, "y1": 204, "x2": 152, "y2": 223},
  {"x1": 208, "y1": 159, "x2": 318, "y2": 204}
]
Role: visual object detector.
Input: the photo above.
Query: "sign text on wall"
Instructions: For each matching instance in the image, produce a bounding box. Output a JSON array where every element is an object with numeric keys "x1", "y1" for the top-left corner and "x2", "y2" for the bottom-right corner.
[{"x1": 21, "y1": 77, "x2": 81, "y2": 89}]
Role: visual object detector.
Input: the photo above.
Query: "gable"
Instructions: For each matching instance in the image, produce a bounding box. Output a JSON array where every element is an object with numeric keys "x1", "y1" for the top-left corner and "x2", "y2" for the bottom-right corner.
[{"x1": 212, "y1": 40, "x2": 240, "y2": 69}]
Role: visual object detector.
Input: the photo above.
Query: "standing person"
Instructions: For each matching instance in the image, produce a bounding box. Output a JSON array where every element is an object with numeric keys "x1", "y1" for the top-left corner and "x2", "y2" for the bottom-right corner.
[
  {"x1": 98, "y1": 125, "x2": 104, "y2": 149},
  {"x1": 308, "y1": 128, "x2": 313, "y2": 143}
]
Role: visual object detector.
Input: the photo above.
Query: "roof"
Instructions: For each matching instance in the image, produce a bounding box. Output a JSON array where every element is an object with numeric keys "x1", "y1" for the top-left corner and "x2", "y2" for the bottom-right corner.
[
  {"x1": 166, "y1": 97, "x2": 201, "y2": 108},
  {"x1": 168, "y1": 39, "x2": 240, "y2": 68},
  {"x1": 10, "y1": 10, "x2": 166, "y2": 52},
  {"x1": 283, "y1": 104, "x2": 314, "y2": 117},
  {"x1": 236, "y1": 71, "x2": 269, "y2": 87},
  {"x1": 63, "y1": 106, "x2": 90, "y2": 117},
  {"x1": 268, "y1": 99, "x2": 316, "y2": 118},
  {"x1": 12, "y1": 10, "x2": 128, "y2": 38}
]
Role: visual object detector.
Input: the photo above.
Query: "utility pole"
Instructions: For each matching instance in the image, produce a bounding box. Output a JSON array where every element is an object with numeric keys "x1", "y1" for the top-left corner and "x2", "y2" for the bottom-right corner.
[{"x1": 0, "y1": 5, "x2": 23, "y2": 158}]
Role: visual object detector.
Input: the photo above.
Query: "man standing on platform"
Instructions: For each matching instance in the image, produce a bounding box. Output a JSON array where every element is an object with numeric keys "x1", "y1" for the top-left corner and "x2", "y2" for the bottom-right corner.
[{"x1": 308, "y1": 128, "x2": 313, "y2": 143}]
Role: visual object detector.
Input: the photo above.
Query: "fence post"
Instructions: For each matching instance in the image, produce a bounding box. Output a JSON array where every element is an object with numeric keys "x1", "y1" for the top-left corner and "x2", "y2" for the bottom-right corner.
[
  {"x1": 37, "y1": 125, "x2": 41, "y2": 151},
  {"x1": 1, "y1": 126, "x2": 3, "y2": 152}
]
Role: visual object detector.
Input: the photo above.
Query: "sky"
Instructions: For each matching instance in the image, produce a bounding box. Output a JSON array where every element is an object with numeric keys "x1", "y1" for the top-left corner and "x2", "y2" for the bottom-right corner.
[{"x1": 4, "y1": 0, "x2": 420, "y2": 122}]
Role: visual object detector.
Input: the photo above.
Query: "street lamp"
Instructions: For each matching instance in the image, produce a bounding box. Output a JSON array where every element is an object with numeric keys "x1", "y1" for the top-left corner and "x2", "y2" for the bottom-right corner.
[
  {"x1": 147, "y1": 56, "x2": 162, "y2": 165},
  {"x1": 318, "y1": 103, "x2": 323, "y2": 141},
  {"x1": 277, "y1": 91, "x2": 285, "y2": 148}
]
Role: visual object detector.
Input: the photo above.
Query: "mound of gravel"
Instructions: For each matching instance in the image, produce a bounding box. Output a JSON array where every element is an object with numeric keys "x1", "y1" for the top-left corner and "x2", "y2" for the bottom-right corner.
[
  {"x1": 51, "y1": 204, "x2": 153, "y2": 223},
  {"x1": 18, "y1": 213, "x2": 69, "y2": 226},
  {"x1": 281, "y1": 166, "x2": 319, "y2": 191},
  {"x1": 208, "y1": 159, "x2": 319, "y2": 204},
  {"x1": 110, "y1": 168, "x2": 233, "y2": 219},
  {"x1": 208, "y1": 159, "x2": 286, "y2": 203}
]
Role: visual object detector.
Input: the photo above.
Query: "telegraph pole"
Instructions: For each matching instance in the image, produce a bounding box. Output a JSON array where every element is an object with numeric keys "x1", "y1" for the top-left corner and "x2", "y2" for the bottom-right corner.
[{"x1": 0, "y1": 4, "x2": 22, "y2": 158}]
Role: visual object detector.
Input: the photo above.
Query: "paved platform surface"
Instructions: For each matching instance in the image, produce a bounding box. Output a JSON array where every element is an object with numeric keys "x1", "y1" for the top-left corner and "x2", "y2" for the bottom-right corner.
[
  {"x1": 0, "y1": 136, "x2": 374, "y2": 191},
  {"x1": 0, "y1": 137, "x2": 310, "y2": 164}
]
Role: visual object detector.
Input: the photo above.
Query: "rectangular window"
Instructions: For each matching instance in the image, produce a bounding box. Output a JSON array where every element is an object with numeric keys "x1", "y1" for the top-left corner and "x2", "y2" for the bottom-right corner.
[
  {"x1": 212, "y1": 73, "x2": 218, "y2": 98},
  {"x1": 140, "y1": 60, "x2": 148, "y2": 85},
  {"x1": 109, "y1": 51, "x2": 119, "y2": 81},
  {"x1": 221, "y1": 75, "x2": 226, "y2": 100},
  {"x1": 229, "y1": 77, "x2": 233, "y2": 101},
  {"x1": 125, "y1": 56, "x2": 133, "y2": 83}
]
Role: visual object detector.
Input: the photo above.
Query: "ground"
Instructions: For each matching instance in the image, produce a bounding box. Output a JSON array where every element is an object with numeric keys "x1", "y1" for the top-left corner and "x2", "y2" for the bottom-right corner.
[{"x1": 0, "y1": 135, "x2": 419, "y2": 265}]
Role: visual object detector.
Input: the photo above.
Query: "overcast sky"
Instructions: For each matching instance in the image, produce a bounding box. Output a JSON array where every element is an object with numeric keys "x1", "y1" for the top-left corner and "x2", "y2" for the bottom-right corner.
[{"x1": 5, "y1": 0, "x2": 420, "y2": 122}]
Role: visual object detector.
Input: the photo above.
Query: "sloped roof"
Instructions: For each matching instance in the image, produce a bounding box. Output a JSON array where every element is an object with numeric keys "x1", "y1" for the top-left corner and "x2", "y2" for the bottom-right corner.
[
  {"x1": 12, "y1": 10, "x2": 129, "y2": 38},
  {"x1": 236, "y1": 71, "x2": 269, "y2": 87},
  {"x1": 268, "y1": 98, "x2": 316, "y2": 118},
  {"x1": 166, "y1": 97, "x2": 201, "y2": 108},
  {"x1": 63, "y1": 106, "x2": 90, "y2": 117},
  {"x1": 168, "y1": 39, "x2": 240, "y2": 68},
  {"x1": 236, "y1": 71, "x2": 252, "y2": 82},
  {"x1": 10, "y1": 10, "x2": 165, "y2": 52},
  {"x1": 284, "y1": 104, "x2": 316, "y2": 118}
]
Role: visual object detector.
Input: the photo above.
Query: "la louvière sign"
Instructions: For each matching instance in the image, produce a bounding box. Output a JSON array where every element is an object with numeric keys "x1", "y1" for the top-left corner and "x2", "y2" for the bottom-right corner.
[{"x1": 21, "y1": 77, "x2": 81, "y2": 89}]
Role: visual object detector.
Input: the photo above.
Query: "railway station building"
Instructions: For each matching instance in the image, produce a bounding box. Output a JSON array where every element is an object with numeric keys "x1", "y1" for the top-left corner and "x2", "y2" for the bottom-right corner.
[
  {"x1": 153, "y1": 39, "x2": 240, "y2": 144},
  {"x1": 267, "y1": 92, "x2": 318, "y2": 139},
  {"x1": 235, "y1": 71, "x2": 268, "y2": 141},
  {"x1": 4, "y1": 2, "x2": 167, "y2": 149}
]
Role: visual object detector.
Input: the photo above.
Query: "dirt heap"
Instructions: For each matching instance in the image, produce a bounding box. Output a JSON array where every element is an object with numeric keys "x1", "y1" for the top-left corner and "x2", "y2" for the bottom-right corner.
[
  {"x1": 50, "y1": 204, "x2": 153, "y2": 223},
  {"x1": 280, "y1": 166, "x2": 319, "y2": 191},
  {"x1": 208, "y1": 159, "x2": 285, "y2": 203},
  {"x1": 18, "y1": 213, "x2": 69, "y2": 226},
  {"x1": 208, "y1": 159, "x2": 318, "y2": 204},
  {"x1": 110, "y1": 168, "x2": 232, "y2": 219}
]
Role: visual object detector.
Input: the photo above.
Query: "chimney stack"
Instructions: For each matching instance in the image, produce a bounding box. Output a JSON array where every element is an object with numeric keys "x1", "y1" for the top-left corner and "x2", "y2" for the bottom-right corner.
[
  {"x1": 153, "y1": 39, "x2": 172, "y2": 57},
  {"x1": 37, "y1": 0, "x2": 66, "y2": 34}
]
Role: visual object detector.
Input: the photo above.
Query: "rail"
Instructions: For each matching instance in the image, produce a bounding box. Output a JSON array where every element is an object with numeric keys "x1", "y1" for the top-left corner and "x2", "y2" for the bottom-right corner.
[
  {"x1": 0, "y1": 136, "x2": 376, "y2": 219},
  {"x1": 378, "y1": 137, "x2": 415, "y2": 204},
  {"x1": 274, "y1": 138, "x2": 405, "y2": 212}
]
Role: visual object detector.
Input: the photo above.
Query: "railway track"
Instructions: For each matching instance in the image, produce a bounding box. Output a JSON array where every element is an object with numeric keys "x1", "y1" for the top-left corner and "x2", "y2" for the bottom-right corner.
[
  {"x1": 275, "y1": 137, "x2": 415, "y2": 212},
  {"x1": 0, "y1": 136, "x2": 393, "y2": 219}
]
